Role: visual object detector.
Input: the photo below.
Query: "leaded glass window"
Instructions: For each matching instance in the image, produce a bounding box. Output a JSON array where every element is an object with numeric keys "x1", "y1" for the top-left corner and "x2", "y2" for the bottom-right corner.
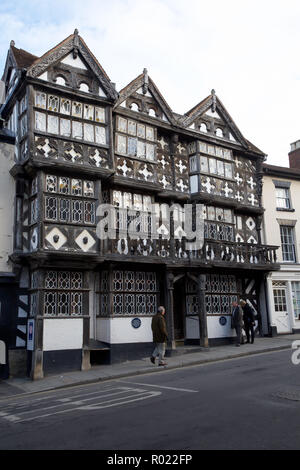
[
  {"x1": 59, "y1": 198, "x2": 70, "y2": 222},
  {"x1": 44, "y1": 271, "x2": 84, "y2": 317},
  {"x1": 72, "y1": 101, "x2": 82, "y2": 117},
  {"x1": 48, "y1": 115, "x2": 59, "y2": 134},
  {"x1": 44, "y1": 175, "x2": 96, "y2": 226},
  {"x1": 35, "y1": 92, "x2": 47, "y2": 109},
  {"x1": 71, "y1": 179, "x2": 82, "y2": 196},
  {"x1": 72, "y1": 121, "x2": 83, "y2": 139},
  {"x1": 116, "y1": 117, "x2": 156, "y2": 161},
  {"x1": 186, "y1": 274, "x2": 238, "y2": 316},
  {"x1": 111, "y1": 270, "x2": 158, "y2": 316},
  {"x1": 95, "y1": 126, "x2": 106, "y2": 145},
  {"x1": 95, "y1": 107, "x2": 105, "y2": 123},
  {"x1": 60, "y1": 118, "x2": 71, "y2": 137},
  {"x1": 48, "y1": 95, "x2": 59, "y2": 112},
  {"x1": 84, "y1": 123, "x2": 94, "y2": 142},
  {"x1": 84, "y1": 105, "x2": 94, "y2": 120},
  {"x1": 117, "y1": 134, "x2": 127, "y2": 154},
  {"x1": 72, "y1": 200, "x2": 83, "y2": 223},
  {"x1": 137, "y1": 124, "x2": 146, "y2": 139},
  {"x1": 35, "y1": 112, "x2": 46, "y2": 132},
  {"x1": 60, "y1": 98, "x2": 71, "y2": 115},
  {"x1": 128, "y1": 120, "x2": 137, "y2": 136},
  {"x1": 45, "y1": 197, "x2": 57, "y2": 220}
]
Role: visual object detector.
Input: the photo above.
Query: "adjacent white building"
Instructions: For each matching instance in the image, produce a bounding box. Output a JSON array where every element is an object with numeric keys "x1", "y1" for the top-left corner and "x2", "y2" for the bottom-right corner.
[{"x1": 263, "y1": 142, "x2": 300, "y2": 334}]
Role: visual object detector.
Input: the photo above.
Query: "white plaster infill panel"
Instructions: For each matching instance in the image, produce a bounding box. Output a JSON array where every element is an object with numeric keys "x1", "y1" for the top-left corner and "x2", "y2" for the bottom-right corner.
[
  {"x1": 186, "y1": 316, "x2": 199, "y2": 339},
  {"x1": 110, "y1": 317, "x2": 153, "y2": 344},
  {"x1": 186, "y1": 316, "x2": 236, "y2": 339},
  {"x1": 96, "y1": 318, "x2": 111, "y2": 343},
  {"x1": 207, "y1": 316, "x2": 235, "y2": 339},
  {"x1": 43, "y1": 318, "x2": 83, "y2": 351},
  {"x1": 61, "y1": 53, "x2": 87, "y2": 70}
]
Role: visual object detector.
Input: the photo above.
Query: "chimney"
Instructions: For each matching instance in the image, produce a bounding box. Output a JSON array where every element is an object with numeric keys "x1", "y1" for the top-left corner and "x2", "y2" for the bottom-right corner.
[{"x1": 289, "y1": 140, "x2": 300, "y2": 169}]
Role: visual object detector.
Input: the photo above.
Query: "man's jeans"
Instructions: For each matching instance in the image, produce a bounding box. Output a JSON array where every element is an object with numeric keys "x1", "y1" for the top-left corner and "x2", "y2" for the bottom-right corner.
[{"x1": 152, "y1": 342, "x2": 166, "y2": 363}]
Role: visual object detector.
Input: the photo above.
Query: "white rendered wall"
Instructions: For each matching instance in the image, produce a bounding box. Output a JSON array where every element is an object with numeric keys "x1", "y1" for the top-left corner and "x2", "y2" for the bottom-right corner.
[
  {"x1": 186, "y1": 316, "x2": 235, "y2": 339},
  {"x1": 96, "y1": 318, "x2": 111, "y2": 343},
  {"x1": 43, "y1": 319, "x2": 83, "y2": 351},
  {"x1": 61, "y1": 53, "x2": 87, "y2": 70},
  {"x1": 96, "y1": 317, "x2": 153, "y2": 344},
  {"x1": 0, "y1": 142, "x2": 15, "y2": 273}
]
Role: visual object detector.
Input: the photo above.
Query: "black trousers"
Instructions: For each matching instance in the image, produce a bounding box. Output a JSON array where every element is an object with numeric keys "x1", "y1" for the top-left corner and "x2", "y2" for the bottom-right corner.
[
  {"x1": 244, "y1": 324, "x2": 255, "y2": 343},
  {"x1": 0, "y1": 342, "x2": 9, "y2": 380}
]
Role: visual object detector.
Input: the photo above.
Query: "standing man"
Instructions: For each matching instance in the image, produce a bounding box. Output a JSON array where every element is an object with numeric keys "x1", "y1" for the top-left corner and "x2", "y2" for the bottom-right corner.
[
  {"x1": 240, "y1": 299, "x2": 255, "y2": 344},
  {"x1": 150, "y1": 306, "x2": 168, "y2": 366},
  {"x1": 231, "y1": 301, "x2": 244, "y2": 347}
]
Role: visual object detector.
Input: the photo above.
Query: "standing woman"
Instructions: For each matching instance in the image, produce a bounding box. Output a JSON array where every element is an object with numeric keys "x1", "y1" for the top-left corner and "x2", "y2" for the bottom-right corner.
[{"x1": 240, "y1": 299, "x2": 255, "y2": 344}]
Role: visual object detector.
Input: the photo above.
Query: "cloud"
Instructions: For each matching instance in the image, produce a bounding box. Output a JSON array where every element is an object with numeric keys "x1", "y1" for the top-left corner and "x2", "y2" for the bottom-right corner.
[{"x1": 1, "y1": 0, "x2": 300, "y2": 165}]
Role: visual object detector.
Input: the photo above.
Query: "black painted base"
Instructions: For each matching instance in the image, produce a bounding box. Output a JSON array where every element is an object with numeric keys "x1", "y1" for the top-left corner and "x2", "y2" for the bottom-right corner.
[
  {"x1": 293, "y1": 328, "x2": 300, "y2": 334},
  {"x1": 268, "y1": 326, "x2": 278, "y2": 337},
  {"x1": 185, "y1": 337, "x2": 236, "y2": 347},
  {"x1": 109, "y1": 342, "x2": 154, "y2": 364},
  {"x1": 43, "y1": 349, "x2": 82, "y2": 376}
]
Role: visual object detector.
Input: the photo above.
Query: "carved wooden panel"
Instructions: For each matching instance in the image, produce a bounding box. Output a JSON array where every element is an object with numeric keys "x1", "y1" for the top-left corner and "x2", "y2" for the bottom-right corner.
[
  {"x1": 34, "y1": 135, "x2": 110, "y2": 169},
  {"x1": 44, "y1": 225, "x2": 97, "y2": 253},
  {"x1": 233, "y1": 156, "x2": 258, "y2": 206},
  {"x1": 156, "y1": 135, "x2": 173, "y2": 190},
  {"x1": 115, "y1": 156, "x2": 156, "y2": 183},
  {"x1": 174, "y1": 140, "x2": 189, "y2": 193}
]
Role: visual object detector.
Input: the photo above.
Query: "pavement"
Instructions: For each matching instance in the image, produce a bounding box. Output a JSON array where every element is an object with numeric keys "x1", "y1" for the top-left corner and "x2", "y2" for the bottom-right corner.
[{"x1": 0, "y1": 333, "x2": 299, "y2": 400}]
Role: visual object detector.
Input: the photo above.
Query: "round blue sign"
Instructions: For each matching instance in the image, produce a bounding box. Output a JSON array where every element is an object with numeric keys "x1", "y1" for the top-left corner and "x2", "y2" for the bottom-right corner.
[
  {"x1": 131, "y1": 318, "x2": 142, "y2": 329},
  {"x1": 219, "y1": 316, "x2": 227, "y2": 326}
]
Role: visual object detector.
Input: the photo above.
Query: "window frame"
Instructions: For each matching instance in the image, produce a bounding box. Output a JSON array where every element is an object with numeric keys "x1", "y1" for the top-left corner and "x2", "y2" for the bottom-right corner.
[{"x1": 280, "y1": 225, "x2": 297, "y2": 262}]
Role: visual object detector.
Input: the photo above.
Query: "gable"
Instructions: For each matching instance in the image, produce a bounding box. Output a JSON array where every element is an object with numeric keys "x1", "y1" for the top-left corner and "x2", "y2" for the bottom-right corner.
[
  {"x1": 115, "y1": 70, "x2": 176, "y2": 125},
  {"x1": 35, "y1": 50, "x2": 109, "y2": 98},
  {"x1": 27, "y1": 30, "x2": 117, "y2": 101},
  {"x1": 183, "y1": 92, "x2": 248, "y2": 148}
]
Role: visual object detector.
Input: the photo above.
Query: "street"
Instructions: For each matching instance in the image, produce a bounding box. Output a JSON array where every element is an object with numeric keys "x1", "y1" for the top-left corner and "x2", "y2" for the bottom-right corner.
[{"x1": 0, "y1": 349, "x2": 300, "y2": 450}]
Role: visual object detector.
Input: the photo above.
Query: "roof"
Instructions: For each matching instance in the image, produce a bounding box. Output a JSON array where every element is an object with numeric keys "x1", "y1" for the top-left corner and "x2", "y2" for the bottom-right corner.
[
  {"x1": 263, "y1": 163, "x2": 300, "y2": 179},
  {"x1": 10, "y1": 45, "x2": 38, "y2": 69}
]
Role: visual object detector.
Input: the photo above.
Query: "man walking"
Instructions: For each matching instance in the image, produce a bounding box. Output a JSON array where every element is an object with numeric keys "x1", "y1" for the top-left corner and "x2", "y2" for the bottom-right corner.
[
  {"x1": 231, "y1": 301, "x2": 244, "y2": 346},
  {"x1": 240, "y1": 299, "x2": 255, "y2": 344},
  {"x1": 150, "y1": 306, "x2": 168, "y2": 366}
]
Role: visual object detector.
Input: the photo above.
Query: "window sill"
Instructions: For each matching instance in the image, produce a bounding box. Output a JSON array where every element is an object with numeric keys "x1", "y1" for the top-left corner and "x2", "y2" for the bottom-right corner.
[{"x1": 276, "y1": 208, "x2": 295, "y2": 212}]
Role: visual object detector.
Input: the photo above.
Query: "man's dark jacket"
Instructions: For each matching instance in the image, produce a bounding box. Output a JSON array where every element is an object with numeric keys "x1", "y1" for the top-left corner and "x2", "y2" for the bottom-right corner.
[
  {"x1": 151, "y1": 312, "x2": 168, "y2": 343},
  {"x1": 243, "y1": 303, "x2": 255, "y2": 325}
]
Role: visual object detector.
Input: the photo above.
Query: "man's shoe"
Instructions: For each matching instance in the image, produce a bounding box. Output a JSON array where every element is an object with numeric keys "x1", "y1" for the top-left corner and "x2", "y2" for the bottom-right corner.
[
  {"x1": 150, "y1": 356, "x2": 155, "y2": 364},
  {"x1": 159, "y1": 362, "x2": 167, "y2": 366}
]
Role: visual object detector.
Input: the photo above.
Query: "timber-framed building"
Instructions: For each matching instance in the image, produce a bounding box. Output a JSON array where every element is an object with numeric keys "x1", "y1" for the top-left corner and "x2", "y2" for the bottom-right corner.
[{"x1": 0, "y1": 31, "x2": 279, "y2": 378}]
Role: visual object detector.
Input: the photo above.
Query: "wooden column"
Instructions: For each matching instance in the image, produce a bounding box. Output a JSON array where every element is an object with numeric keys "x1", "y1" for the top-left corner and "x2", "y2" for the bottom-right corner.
[
  {"x1": 197, "y1": 274, "x2": 209, "y2": 348},
  {"x1": 30, "y1": 269, "x2": 44, "y2": 380},
  {"x1": 165, "y1": 271, "x2": 176, "y2": 351}
]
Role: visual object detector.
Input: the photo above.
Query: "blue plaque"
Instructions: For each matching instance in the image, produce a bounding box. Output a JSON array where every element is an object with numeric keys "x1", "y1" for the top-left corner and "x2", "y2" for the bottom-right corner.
[
  {"x1": 131, "y1": 318, "x2": 141, "y2": 329},
  {"x1": 219, "y1": 316, "x2": 227, "y2": 326}
]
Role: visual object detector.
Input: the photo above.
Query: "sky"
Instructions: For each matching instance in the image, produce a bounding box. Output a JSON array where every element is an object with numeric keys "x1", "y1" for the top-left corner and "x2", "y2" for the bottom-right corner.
[{"x1": 0, "y1": 0, "x2": 299, "y2": 166}]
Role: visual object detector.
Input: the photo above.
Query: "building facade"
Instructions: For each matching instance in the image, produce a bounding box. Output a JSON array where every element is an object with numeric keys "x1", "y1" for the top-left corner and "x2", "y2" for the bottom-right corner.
[
  {"x1": 263, "y1": 142, "x2": 300, "y2": 334},
  {"x1": 0, "y1": 31, "x2": 278, "y2": 379}
]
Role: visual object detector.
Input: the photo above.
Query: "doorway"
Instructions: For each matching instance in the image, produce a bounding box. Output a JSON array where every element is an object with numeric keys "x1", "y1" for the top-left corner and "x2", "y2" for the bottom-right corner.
[{"x1": 272, "y1": 284, "x2": 291, "y2": 333}]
